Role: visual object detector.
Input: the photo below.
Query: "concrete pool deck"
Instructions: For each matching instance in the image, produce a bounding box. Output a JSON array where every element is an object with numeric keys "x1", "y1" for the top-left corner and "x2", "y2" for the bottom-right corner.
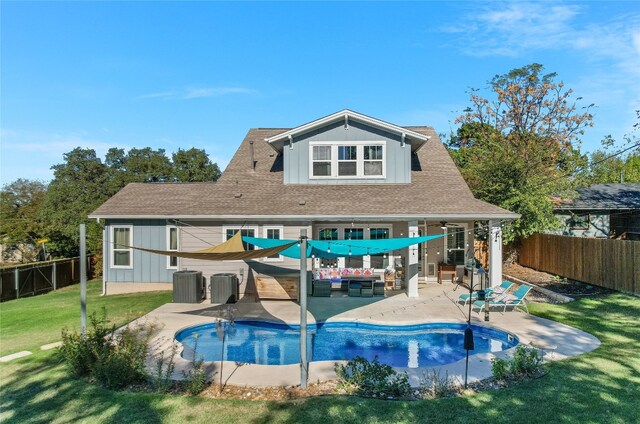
[{"x1": 135, "y1": 283, "x2": 600, "y2": 387}]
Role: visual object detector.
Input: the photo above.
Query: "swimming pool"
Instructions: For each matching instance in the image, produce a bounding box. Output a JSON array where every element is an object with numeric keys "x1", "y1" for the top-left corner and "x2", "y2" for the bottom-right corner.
[{"x1": 175, "y1": 320, "x2": 519, "y2": 368}]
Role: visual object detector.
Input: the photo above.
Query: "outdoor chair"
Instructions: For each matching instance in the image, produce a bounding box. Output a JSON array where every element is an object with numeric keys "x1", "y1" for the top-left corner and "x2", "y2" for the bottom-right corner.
[
  {"x1": 457, "y1": 281, "x2": 514, "y2": 305},
  {"x1": 312, "y1": 280, "x2": 331, "y2": 297},
  {"x1": 472, "y1": 284, "x2": 533, "y2": 314},
  {"x1": 348, "y1": 282, "x2": 362, "y2": 297}
]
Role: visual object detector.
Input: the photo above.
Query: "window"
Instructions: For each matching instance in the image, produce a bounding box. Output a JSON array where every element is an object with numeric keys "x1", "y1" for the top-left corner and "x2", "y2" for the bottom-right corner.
[
  {"x1": 309, "y1": 142, "x2": 385, "y2": 178},
  {"x1": 167, "y1": 226, "x2": 178, "y2": 269},
  {"x1": 364, "y1": 145, "x2": 384, "y2": 176},
  {"x1": 338, "y1": 146, "x2": 357, "y2": 176},
  {"x1": 369, "y1": 227, "x2": 389, "y2": 269},
  {"x1": 263, "y1": 226, "x2": 284, "y2": 261},
  {"x1": 111, "y1": 225, "x2": 132, "y2": 268},
  {"x1": 225, "y1": 228, "x2": 257, "y2": 251},
  {"x1": 312, "y1": 145, "x2": 332, "y2": 177},
  {"x1": 568, "y1": 214, "x2": 589, "y2": 230},
  {"x1": 446, "y1": 225, "x2": 466, "y2": 265},
  {"x1": 318, "y1": 228, "x2": 338, "y2": 240},
  {"x1": 344, "y1": 228, "x2": 363, "y2": 268}
]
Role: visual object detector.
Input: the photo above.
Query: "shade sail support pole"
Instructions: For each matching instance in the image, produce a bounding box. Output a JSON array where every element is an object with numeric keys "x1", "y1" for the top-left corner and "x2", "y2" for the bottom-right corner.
[
  {"x1": 80, "y1": 224, "x2": 87, "y2": 334},
  {"x1": 299, "y1": 229, "x2": 308, "y2": 389}
]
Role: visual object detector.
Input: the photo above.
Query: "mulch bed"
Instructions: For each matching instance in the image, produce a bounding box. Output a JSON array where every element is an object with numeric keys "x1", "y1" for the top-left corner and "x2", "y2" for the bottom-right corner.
[{"x1": 503, "y1": 263, "x2": 613, "y2": 298}]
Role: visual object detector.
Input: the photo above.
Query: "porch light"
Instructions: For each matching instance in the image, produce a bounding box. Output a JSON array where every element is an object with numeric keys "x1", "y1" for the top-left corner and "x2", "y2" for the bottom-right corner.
[{"x1": 440, "y1": 221, "x2": 448, "y2": 230}]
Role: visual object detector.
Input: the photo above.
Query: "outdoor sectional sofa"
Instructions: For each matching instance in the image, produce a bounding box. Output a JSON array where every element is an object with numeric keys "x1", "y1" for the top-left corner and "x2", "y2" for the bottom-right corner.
[{"x1": 312, "y1": 267, "x2": 385, "y2": 297}]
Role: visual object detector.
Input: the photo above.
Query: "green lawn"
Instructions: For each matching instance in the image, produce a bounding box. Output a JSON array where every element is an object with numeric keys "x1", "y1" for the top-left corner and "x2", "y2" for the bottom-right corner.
[
  {"x1": 0, "y1": 280, "x2": 172, "y2": 356},
  {"x1": 1, "y1": 291, "x2": 639, "y2": 423}
]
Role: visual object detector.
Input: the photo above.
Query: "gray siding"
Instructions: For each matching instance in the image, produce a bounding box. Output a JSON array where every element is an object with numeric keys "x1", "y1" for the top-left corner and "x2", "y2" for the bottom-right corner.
[
  {"x1": 284, "y1": 120, "x2": 411, "y2": 184},
  {"x1": 104, "y1": 219, "x2": 176, "y2": 283}
]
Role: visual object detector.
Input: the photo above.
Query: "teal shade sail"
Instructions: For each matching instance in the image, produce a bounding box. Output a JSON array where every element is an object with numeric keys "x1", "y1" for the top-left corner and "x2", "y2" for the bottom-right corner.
[{"x1": 243, "y1": 234, "x2": 445, "y2": 259}]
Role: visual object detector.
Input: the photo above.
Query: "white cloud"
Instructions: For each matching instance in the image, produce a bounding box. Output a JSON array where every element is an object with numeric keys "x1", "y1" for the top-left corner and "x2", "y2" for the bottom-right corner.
[
  {"x1": 438, "y1": 2, "x2": 640, "y2": 150},
  {"x1": 137, "y1": 86, "x2": 257, "y2": 100}
]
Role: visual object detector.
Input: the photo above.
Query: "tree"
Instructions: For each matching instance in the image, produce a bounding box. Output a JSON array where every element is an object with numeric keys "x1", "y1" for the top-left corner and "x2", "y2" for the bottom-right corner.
[
  {"x1": 582, "y1": 110, "x2": 640, "y2": 184},
  {"x1": 39, "y1": 148, "x2": 111, "y2": 257},
  {"x1": 172, "y1": 148, "x2": 221, "y2": 182},
  {"x1": 451, "y1": 64, "x2": 593, "y2": 242},
  {"x1": 0, "y1": 179, "x2": 48, "y2": 262}
]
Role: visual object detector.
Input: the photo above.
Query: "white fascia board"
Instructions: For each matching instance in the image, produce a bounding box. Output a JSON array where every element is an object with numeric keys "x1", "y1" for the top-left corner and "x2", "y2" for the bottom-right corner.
[
  {"x1": 90, "y1": 213, "x2": 521, "y2": 221},
  {"x1": 264, "y1": 110, "x2": 429, "y2": 145}
]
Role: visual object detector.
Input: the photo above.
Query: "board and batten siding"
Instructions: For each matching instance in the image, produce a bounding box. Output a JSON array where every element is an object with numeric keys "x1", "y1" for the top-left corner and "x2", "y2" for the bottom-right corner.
[
  {"x1": 104, "y1": 219, "x2": 176, "y2": 284},
  {"x1": 284, "y1": 119, "x2": 412, "y2": 184},
  {"x1": 179, "y1": 221, "x2": 312, "y2": 298}
]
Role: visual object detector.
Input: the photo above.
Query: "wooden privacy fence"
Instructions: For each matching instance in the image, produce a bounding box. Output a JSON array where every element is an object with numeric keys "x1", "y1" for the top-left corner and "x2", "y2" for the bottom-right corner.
[
  {"x1": 0, "y1": 256, "x2": 94, "y2": 302},
  {"x1": 519, "y1": 234, "x2": 639, "y2": 295}
]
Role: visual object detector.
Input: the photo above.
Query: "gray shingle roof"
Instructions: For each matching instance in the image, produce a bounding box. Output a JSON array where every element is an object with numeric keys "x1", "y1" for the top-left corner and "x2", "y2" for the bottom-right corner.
[
  {"x1": 555, "y1": 184, "x2": 640, "y2": 210},
  {"x1": 90, "y1": 126, "x2": 518, "y2": 219}
]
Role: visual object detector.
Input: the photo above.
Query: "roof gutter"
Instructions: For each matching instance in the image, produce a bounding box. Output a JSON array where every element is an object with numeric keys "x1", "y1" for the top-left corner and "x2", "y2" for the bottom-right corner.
[{"x1": 89, "y1": 212, "x2": 521, "y2": 221}]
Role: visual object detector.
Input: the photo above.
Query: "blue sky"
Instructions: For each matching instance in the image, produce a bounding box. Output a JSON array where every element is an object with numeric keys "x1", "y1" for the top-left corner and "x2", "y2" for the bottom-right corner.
[{"x1": 2, "y1": 1, "x2": 639, "y2": 183}]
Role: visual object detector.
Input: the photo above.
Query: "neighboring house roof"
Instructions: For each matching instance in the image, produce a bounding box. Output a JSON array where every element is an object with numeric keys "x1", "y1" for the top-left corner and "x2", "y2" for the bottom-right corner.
[
  {"x1": 554, "y1": 184, "x2": 640, "y2": 211},
  {"x1": 264, "y1": 110, "x2": 429, "y2": 153},
  {"x1": 90, "y1": 125, "x2": 518, "y2": 220}
]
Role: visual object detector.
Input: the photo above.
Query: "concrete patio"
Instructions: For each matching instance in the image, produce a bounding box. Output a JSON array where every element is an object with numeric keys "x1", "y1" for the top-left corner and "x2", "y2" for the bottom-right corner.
[{"x1": 135, "y1": 283, "x2": 600, "y2": 388}]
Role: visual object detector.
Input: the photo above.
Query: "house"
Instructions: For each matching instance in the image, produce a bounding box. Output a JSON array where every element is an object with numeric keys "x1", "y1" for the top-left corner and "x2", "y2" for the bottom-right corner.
[
  {"x1": 551, "y1": 183, "x2": 640, "y2": 240},
  {"x1": 89, "y1": 110, "x2": 518, "y2": 298}
]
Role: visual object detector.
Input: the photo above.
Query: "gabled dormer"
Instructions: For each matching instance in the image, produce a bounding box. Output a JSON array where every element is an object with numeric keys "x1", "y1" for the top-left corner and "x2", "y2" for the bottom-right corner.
[{"x1": 264, "y1": 110, "x2": 430, "y2": 185}]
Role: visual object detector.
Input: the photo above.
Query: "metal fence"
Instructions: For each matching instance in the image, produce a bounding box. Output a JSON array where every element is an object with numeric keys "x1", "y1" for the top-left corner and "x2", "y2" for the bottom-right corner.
[
  {"x1": 0, "y1": 257, "x2": 94, "y2": 302},
  {"x1": 519, "y1": 233, "x2": 639, "y2": 295}
]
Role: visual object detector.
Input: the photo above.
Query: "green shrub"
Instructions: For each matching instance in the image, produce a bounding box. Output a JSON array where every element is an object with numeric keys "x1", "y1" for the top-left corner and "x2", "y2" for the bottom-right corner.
[
  {"x1": 335, "y1": 356, "x2": 412, "y2": 398},
  {"x1": 182, "y1": 334, "x2": 207, "y2": 396},
  {"x1": 153, "y1": 343, "x2": 178, "y2": 393},
  {"x1": 510, "y1": 345, "x2": 543, "y2": 375},
  {"x1": 491, "y1": 357, "x2": 510, "y2": 380},
  {"x1": 59, "y1": 310, "x2": 113, "y2": 377},
  {"x1": 491, "y1": 345, "x2": 543, "y2": 381},
  {"x1": 59, "y1": 310, "x2": 155, "y2": 389}
]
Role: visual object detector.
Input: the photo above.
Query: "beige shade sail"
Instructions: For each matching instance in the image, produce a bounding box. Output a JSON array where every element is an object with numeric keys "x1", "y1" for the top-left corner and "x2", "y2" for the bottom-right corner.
[{"x1": 192, "y1": 231, "x2": 246, "y2": 253}]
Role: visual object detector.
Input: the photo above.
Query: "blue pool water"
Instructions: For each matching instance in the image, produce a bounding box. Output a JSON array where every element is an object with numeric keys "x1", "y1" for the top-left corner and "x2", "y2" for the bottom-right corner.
[{"x1": 175, "y1": 321, "x2": 519, "y2": 368}]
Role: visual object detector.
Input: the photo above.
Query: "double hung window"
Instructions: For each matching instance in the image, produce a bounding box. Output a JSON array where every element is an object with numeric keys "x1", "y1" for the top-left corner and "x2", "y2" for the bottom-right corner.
[
  {"x1": 312, "y1": 146, "x2": 332, "y2": 177},
  {"x1": 310, "y1": 142, "x2": 385, "y2": 178},
  {"x1": 343, "y1": 227, "x2": 364, "y2": 268},
  {"x1": 369, "y1": 228, "x2": 390, "y2": 269},
  {"x1": 111, "y1": 226, "x2": 132, "y2": 268},
  {"x1": 225, "y1": 228, "x2": 256, "y2": 251},
  {"x1": 263, "y1": 226, "x2": 283, "y2": 261},
  {"x1": 446, "y1": 225, "x2": 466, "y2": 265},
  {"x1": 167, "y1": 226, "x2": 179, "y2": 269}
]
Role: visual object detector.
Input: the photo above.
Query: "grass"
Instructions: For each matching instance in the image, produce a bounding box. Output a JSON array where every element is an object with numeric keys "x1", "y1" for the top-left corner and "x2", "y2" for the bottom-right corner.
[
  {"x1": 1, "y1": 291, "x2": 639, "y2": 423},
  {"x1": 0, "y1": 280, "x2": 172, "y2": 356}
]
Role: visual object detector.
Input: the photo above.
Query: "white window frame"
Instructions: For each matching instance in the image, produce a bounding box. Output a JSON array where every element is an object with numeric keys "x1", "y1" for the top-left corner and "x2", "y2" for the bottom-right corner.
[
  {"x1": 166, "y1": 225, "x2": 179, "y2": 269},
  {"x1": 311, "y1": 145, "x2": 332, "y2": 178},
  {"x1": 445, "y1": 223, "x2": 467, "y2": 265},
  {"x1": 110, "y1": 225, "x2": 133, "y2": 269},
  {"x1": 262, "y1": 225, "x2": 285, "y2": 262},
  {"x1": 309, "y1": 141, "x2": 386, "y2": 179},
  {"x1": 222, "y1": 225, "x2": 259, "y2": 262}
]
